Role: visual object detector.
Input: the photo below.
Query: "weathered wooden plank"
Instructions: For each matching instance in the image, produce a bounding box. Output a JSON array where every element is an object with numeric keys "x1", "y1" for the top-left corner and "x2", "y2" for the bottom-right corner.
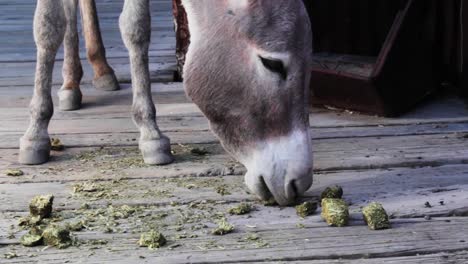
[
  {"x1": 1, "y1": 84, "x2": 467, "y2": 130},
  {"x1": 2, "y1": 121, "x2": 468, "y2": 150},
  {"x1": 2, "y1": 131, "x2": 468, "y2": 174},
  {"x1": 1, "y1": 216, "x2": 468, "y2": 263},
  {"x1": 2, "y1": 105, "x2": 468, "y2": 135},
  {"x1": 1, "y1": 147, "x2": 467, "y2": 219},
  {"x1": 0, "y1": 0, "x2": 177, "y2": 84},
  {"x1": 266, "y1": 252, "x2": 468, "y2": 264}
]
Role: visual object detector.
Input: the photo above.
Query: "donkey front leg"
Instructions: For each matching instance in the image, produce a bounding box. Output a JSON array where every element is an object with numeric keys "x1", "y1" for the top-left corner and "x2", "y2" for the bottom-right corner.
[
  {"x1": 59, "y1": 0, "x2": 83, "y2": 111},
  {"x1": 120, "y1": 0, "x2": 174, "y2": 165},
  {"x1": 80, "y1": 0, "x2": 120, "y2": 91},
  {"x1": 19, "y1": 0, "x2": 66, "y2": 165}
]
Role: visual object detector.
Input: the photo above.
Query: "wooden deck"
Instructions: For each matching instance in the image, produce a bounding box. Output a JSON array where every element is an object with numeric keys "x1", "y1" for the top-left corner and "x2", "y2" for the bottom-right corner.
[{"x1": 1, "y1": 1, "x2": 468, "y2": 263}]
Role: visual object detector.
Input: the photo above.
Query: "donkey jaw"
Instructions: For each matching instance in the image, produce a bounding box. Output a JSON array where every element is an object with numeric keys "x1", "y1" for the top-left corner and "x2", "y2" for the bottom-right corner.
[{"x1": 239, "y1": 129, "x2": 313, "y2": 206}]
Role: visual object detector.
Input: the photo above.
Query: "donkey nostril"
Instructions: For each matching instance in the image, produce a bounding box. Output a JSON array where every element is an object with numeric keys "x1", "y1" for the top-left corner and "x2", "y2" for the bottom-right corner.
[
  {"x1": 258, "y1": 175, "x2": 274, "y2": 200},
  {"x1": 286, "y1": 179, "x2": 298, "y2": 201}
]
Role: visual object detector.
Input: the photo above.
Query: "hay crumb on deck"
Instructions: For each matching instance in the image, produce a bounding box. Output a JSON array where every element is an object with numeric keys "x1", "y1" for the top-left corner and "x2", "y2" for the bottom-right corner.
[
  {"x1": 212, "y1": 219, "x2": 235, "y2": 235},
  {"x1": 50, "y1": 138, "x2": 65, "y2": 151},
  {"x1": 5, "y1": 169, "x2": 24, "y2": 177},
  {"x1": 29, "y1": 194, "x2": 54, "y2": 218},
  {"x1": 139, "y1": 230, "x2": 167, "y2": 249},
  {"x1": 42, "y1": 225, "x2": 73, "y2": 249},
  {"x1": 263, "y1": 198, "x2": 278, "y2": 206},
  {"x1": 295, "y1": 201, "x2": 318, "y2": 218},
  {"x1": 321, "y1": 185, "x2": 344, "y2": 200},
  {"x1": 228, "y1": 203, "x2": 253, "y2": 215},
  {"x1": 362, "y1": 202, "x2": 391, "y2": 230},
  {"x1": 20, "y1": 232, "x2": 43, "y2": 247},
  {"x1": 215, "y1": 185, "x2": 231, "y2": 196},
  {"x1": 3, "y1": 252, "x2": 18, "y2": 259}
]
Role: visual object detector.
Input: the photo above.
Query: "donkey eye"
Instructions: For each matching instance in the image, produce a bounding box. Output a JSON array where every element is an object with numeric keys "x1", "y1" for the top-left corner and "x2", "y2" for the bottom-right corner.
[{"x1": 259, "y1": 56, "x2": 287, "y2": 80}]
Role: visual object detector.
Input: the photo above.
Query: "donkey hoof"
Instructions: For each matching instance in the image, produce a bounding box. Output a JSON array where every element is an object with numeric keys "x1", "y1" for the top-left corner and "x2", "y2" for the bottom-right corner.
[
  {"x1": 19, "y1": 137, "x2": 51, "y2": 165},
  {"x1": 58, "y1": 87, "x2": 82, "y2": 111},
  {"x1": 93, "y1": 73, "x2": 120, "y2": 91},
  {"x1": 139, "y1": 137, "x2": 174, "y2": 165}
]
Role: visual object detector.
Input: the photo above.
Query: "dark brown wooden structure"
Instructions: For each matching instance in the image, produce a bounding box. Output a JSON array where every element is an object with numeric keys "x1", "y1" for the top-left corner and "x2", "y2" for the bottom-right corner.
[
  {"x1": 173, "y1": 0, "x2": 467, "y2": 116},
  {"x1": 172, "y1": 0, "x2": 190, "y2": 81}
]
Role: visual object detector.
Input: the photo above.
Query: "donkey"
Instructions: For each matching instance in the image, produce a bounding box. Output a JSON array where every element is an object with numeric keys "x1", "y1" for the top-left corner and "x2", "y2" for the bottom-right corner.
[{"x1": 20, "y1": 0, "x2": 313, "y2": 206}]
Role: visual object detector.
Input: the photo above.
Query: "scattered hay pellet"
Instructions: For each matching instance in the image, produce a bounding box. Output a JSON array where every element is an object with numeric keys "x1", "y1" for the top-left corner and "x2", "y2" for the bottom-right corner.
[
  {"x1": 20, "y1": 232, "x2": 43, "y2": 247},
  {"x1": 5, "y1": 169, "x2": 24, "y2": 177},
  {"x1": 320, "y1": 185, "x2": 343, "y2": 200},
  {"x1": 42, "y1": 225, "x2": 72, "y2": 249},
  {"x1": 295, "y1": 201, "x2": 318, "y2": 218},
  {"x1": 362, "y1": 202, "x2": 391, "y2": 230},
  {"x1": 50, "y1": 138, "x2": 65, "y2": 151},
  {"x1": 29, "y1": 194, "x2": 54, "y2": 218},
  {"x1": 139, "y1": 230, "x2": 167, "y2": 249},
  {"x1": 321, "y1": 198, "x2": 349, "y2": 227},
  {"x1": 212, "y1": 219, "x2": 235, "y2": 235},
  {"x1": 228, "y1": 203, "x2": 253, "y2": 215}
]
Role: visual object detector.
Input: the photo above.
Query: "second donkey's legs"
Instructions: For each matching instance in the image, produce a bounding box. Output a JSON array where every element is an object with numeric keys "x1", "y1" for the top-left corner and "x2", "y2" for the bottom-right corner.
[
  {"x1": 19, "y1": 0, "x2": 66, "y2": 164},
  {"x1": 120, "y1": 0, "x2": 174, "y2": 165},
  {"x1": 80, "y1": 0, "x2": 120, "y2": 91},
  {"x1": 59, "y1": 0, "x2": 83, "y2": 111}
]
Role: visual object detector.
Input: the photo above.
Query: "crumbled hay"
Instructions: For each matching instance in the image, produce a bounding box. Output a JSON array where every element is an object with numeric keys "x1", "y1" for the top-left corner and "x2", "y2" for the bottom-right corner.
[
  {"x1": 362, "y1": 202, "x2": 391, "y2": 230},
  {"x1": 244, "y1": 233, "x2": 259, "y2": 241},
  {"x1": 263, "y1": 198, "x2": 278, "y2": 206},
  {"x1": 72, "y1": 181, "x2": 126, "y2": 201},
  {"x1": 18, "y1": 215, "x2": 42, "y2": 227},
  {"x1": 107, "y1": 205, "x2": 137, "y2": 220},
  {"x1": 296, "y1": 223, "x2": 306, "y2": 229},
  {"x1": 190, "y1": 147, "x2": 210, "y2": 156},
  {"x1": 320, "y1": 185, "x2": 344, "y2": 201},
  {"x1": 65, "y1": 220, "x2": 86, "y2": 231},
  {"x1": 42, "y1": 225, "x2": 72, "y2": 249},
  {"x1": 4, "y1": 252, "x2": 18, "y2": 259},
  {"x1": 321, "y1": 198, "x2": 349, "y2": 227},
  {"x1": 139, "y1": 230, "x2": 167, "y2": 249},
  {"x1": 73, "y1": 182, "x2": 101, "y2": 193},
  {"x1": 50, "y1": 138, "x2": 65, "y2": 151},
  {"x1": 29, "y1": 194, "x2": 54, "y2": 218},
  {"x1": 5, "y1": 169, "x2": 24, "y2": 177},
  {"x1": 212, "y1": 219, "x2": 234, "y2": 235},
  {"x1": 215, "y1": 185, "x2": 231, "y2": 196},
  {"x1": 228, "y1": 203, "x2": 253, "y2": 215},
  {"x1": 20, "y1": 232, "x2": 43, "y2": 247},
  {"x1": 239, "y1": 233, "x2": 270, "y2": 248},
  {"x1": 75, "y1": 148, "x2": 147, "y2": 170},
  {"x1": 295, "y1": 201, "x2": 318, "y2": 218}
]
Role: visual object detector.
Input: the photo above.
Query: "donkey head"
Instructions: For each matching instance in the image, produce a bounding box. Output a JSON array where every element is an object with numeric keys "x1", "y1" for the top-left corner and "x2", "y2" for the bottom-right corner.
[{"x1": 182, "y1": 0, "x2": 313, "y2": 205}]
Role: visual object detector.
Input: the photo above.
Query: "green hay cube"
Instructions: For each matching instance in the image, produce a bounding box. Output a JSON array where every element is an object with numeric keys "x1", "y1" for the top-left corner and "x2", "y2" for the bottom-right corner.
[
  {"x1": 321, "y1": 198, "x2": 349, "y2": 227},
  {"x1": 139, "y1": 230, "x2": 167, "y2": 249},
  {"x1": 362, "y1": 202, "x2": 391, "y2": 230},
  {"x1": 42, "y1": 225, "x2": 72, "y2": 249},
  {"x1": 29, "y1": 194, "x2": 54, "y2": 218}
]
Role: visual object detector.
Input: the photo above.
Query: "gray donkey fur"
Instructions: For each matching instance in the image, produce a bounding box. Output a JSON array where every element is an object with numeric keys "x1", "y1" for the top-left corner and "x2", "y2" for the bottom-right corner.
[
  {"x1": 182, "y1": 0, "x2": 313, "y2": 205},
  {"x1": 20, "y1": 0, "x2": 173, "y2": 166},
  {"x1": 21, "y1": 0, "x2": 313, "y2": 206}
]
